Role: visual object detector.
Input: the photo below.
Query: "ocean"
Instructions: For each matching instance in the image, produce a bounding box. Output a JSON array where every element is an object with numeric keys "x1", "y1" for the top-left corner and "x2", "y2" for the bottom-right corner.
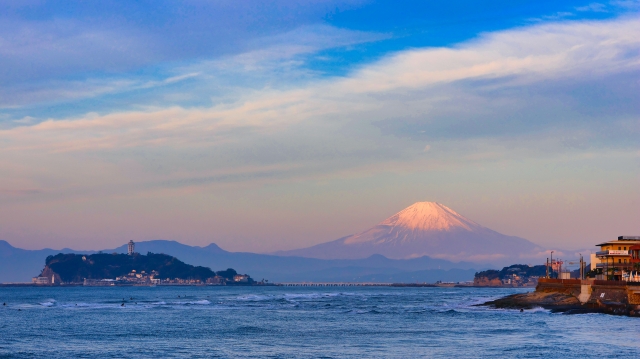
[{"x1": 1, "y1": 286, "x2": 639, "y2": 358}]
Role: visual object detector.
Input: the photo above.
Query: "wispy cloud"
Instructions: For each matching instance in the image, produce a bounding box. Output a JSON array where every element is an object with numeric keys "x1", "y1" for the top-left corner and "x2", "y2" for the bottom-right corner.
[
  {"x1": 2, "y1": 17, "x2": 637, "y2": 153},
  {"x1": 576, "y1": 3, "x2": 609, "y2": 12},
  {"x1": 0, "y1": 189, "x2": 41, "y2": 195},
  {"x1": 0, "y1": 23, "x2": 384, "y2": 110},
  {"x1": 0, "y1": 18, "x2": 156, "y2": 83}
]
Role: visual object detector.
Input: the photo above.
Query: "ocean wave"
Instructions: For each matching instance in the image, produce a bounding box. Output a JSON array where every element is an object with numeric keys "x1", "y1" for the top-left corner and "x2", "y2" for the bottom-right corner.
[
  {"x1": 234, "y1": 291, "x2": 361, "y2": 302},
  {"x1": 30, "y1": 299, "x2": 215, "y2": 310},
  {"x1": 526, "y1": 306, "x2": 550, "y2": 313},
  {"x1": 167, "y1": 299, "x2": 211, "y2": 306},
  {"x1": 283, "y1": 292, "x2": 351, "y2": 299},
  {"x1": 235, "y1": 294, "x2": 275, "y2": 301},
  {"x1": 40, "y1": 299, "x2": 56, "y2": 307},
  {"x1": 60, "y1": 302, "x2": 119, "y2": 309}
]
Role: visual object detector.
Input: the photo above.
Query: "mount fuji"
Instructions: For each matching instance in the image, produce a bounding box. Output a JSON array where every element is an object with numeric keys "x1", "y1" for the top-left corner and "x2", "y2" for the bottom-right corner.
[{"x1": 277, "y1": 202, "x2": 544, "y2": 263}]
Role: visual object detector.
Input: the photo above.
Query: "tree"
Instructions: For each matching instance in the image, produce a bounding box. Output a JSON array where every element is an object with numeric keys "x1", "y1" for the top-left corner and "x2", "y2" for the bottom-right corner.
[{"x1": 216, "y1": 268, "x2": 237, "y2": 280}]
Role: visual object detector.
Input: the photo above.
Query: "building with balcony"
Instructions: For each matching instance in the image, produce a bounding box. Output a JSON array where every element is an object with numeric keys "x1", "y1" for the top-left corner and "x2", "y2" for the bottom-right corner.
[
  {"x1": 595, "y1": 236, "x2": 640, "y2": 280},
  {"x1": 630, "y1": 244, "x2": 640, "y2": 262},
  {"x1": 630, "y1": 244, "x2": 640, "y2": 282}
]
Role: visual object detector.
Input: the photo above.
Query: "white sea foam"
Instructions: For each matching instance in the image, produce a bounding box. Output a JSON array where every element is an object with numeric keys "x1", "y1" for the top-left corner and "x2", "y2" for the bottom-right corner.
[
  {"x1": 168, "y1": 299, "x2": 211, "y2": 305},
  {"x1": 526, "y1": 306, "x2": 551, "y2": 313},
  {"x1": 235, "y1": 294, "x2": 274, "y2": 301},
  {"x1": 60, "y1": 302, "x2": 117, "y2": 309},
  {"x1": 190, "y1": 300, "x2": 211, "y2": 305},
  {"x1": 40, "y1": 299, "x2": 56, "y2": 307},
  {"x1": 234, "y1": 292, "x2": 359, "y2": 303}
]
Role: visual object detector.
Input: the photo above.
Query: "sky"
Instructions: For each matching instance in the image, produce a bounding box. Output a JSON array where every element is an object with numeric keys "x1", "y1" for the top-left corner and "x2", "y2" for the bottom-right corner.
[{"x1": 0, "y1": 0, "x2": 638, "y2": 253}]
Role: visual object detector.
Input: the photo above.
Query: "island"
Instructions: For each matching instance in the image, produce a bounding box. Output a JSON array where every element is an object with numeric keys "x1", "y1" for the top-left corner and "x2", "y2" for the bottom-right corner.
[
  {"x1": 474, "y1": 264, "x2": 547, "y2": 287},
  {"x1": 33, "y1": 252, "x2": 262, "y2": 286}
]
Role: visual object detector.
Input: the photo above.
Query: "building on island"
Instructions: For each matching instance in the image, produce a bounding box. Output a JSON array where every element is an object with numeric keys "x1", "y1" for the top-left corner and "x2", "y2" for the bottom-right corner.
[
  {"x1": 594, "y1": 236, "x2": 640, "y2": 281},
  {"x1": 233, "y1": 274, "x2": 249, "y2": 283},
  {"x1": 128, "y1": 240, "x2": 135, "y2": 255},
  {"x1": 206, "y1": 276, "x2": 225, "y2": 284},
  {"x1": 32, "y1": 276, "x2": 50, "y2": 284}
]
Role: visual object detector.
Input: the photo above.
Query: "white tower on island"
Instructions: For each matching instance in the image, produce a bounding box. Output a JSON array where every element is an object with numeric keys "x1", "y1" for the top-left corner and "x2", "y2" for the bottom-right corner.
[{"x1": 128, "y1": 240, "x2": 135, "y2": 255}]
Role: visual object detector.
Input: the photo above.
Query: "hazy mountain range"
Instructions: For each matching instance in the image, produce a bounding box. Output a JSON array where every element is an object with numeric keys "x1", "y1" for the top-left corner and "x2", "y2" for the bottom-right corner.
[
  {"x1": 1, "y1": 202, "x2": 550, "y2": 283},
  {"x1": 0, "y1": 239, "x2": 481, "y2": 283}
]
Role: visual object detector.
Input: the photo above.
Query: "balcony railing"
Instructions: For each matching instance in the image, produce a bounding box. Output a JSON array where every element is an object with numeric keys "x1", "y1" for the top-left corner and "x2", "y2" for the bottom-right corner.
[
  {"x1": 596, "y1": 250, "x2": 629, "y2": 256},
  {"x1": 596, "y1": 262, "x2": 634, "y2": 268}
]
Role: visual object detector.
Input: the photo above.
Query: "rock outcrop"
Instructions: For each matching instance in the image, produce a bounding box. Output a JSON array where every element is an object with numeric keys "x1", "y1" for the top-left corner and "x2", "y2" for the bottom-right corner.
[
  {"x1": 482, "y1": 292, "x2": 581, "y2": 311},
  {"x1": 480, "y1": 279, "x2": 640, "y2": 316},
  {"x1": 473, "y1": 277, "x2": 502, "y2": 286}
]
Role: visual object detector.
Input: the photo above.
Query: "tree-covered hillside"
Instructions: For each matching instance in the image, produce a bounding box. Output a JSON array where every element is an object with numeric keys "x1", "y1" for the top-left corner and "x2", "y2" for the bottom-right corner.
[
  {"x1": 475, "y1": 264, "x2": 547, "y2": 281},
  {"x1": 44, "y1": 252, "x2": 216, "y2": 283}
]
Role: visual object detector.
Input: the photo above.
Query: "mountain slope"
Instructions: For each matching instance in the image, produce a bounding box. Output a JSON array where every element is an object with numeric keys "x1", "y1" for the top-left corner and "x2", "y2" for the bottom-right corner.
[
  {"x1": 0, "y1": 240, "x2": 80, "y2": 283},
  {"x1": 278, "y1": 202, "x2": 543, "y2": 262}
]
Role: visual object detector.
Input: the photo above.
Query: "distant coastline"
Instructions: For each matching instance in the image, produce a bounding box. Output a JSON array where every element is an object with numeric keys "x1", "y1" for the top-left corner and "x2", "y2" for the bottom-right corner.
[{"x1": 1, "y1": 281, "x2": 502, "y2": 288}]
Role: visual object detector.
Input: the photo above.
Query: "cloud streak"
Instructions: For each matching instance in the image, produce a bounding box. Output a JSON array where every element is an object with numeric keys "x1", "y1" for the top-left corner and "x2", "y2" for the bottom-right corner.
[{"x1": 1, "y1": 17, "x2": 637, "y2": 154}]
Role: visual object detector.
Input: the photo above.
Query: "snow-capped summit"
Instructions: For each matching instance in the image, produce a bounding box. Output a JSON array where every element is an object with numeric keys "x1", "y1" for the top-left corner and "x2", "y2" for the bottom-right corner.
[
  {"x1": 277, "y1": 201, "x2": 543, "y2": 263},
  {"x1": 378, "y1": 202, "x2": 478, "y2": 231},
  {"x1": 344, "y1": 202, "x2": 482, "y2": 245}
]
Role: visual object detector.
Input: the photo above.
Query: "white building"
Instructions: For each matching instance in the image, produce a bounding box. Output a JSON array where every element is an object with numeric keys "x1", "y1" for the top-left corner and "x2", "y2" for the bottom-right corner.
[{"x1": 32, "y1": 276, "x2": 50, "y2": 284}]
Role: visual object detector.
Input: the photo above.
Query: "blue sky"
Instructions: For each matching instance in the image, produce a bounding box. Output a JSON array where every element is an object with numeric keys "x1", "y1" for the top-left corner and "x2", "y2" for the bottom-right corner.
[
  {"x1": 0, "y1": 0, "x2": 638, "y2": 253},
  {"x1": 0, "y1": 0, "x2": 630, "y2": 117}
]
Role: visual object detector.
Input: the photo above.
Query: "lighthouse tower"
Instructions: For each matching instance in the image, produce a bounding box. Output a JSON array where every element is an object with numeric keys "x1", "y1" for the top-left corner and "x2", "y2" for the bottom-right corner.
[{"x1": 128, "y1": 240, "x2": 135, "y2": 255}]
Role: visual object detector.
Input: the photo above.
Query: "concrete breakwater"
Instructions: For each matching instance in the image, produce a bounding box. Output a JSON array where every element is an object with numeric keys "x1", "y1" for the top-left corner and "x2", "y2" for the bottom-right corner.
[{"x1": 482, "y1": 278, "x2": 640, "y2": 316}]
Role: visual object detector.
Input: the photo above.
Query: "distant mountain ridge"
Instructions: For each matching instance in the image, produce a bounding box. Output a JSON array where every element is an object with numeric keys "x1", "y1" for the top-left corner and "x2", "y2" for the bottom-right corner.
[
  {"x1": 0, "y1": 239, "x2": 482, "y2": 284},
  {"x1": 277, "y1": 202, "x2": 543, "y2": 262},
  {"x1": 0, "y1": 202, "x2": 547, "y2": 283}
]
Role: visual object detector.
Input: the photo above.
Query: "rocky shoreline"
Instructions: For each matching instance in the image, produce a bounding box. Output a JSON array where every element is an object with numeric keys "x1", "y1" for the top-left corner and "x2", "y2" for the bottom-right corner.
[{"x1": 480, "y1": 279, "x2": 640, "y2": 317}]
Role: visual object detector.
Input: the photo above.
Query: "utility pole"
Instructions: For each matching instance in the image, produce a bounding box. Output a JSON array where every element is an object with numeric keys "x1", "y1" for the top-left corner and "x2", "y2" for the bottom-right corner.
[
  {"x1": 546, "y1": 258, "x2": 549, "y2": 279},
  {"x1": 579, "y1": 254, "x2": 584, "y2": 280}
]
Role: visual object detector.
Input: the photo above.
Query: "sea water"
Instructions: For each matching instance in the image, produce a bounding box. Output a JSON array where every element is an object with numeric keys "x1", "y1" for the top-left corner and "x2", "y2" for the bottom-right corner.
[{"x1": 1, "y1": 286, "x2": 639, "y2": 358}]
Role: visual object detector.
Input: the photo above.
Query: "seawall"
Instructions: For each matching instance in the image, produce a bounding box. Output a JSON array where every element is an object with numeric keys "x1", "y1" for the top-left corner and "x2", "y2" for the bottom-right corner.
[
  {"x1": 483, "y1": 278, "x2": 640, "y2": 316},
  {"x1": 536, "y1": 278, "x2": 640, "y2": 315}
]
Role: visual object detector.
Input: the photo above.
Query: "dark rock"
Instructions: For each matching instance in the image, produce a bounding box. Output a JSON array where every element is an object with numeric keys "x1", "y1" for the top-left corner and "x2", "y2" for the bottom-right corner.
[{"x1": 480, "y1": 291, "x2": 581, "y2": 310}]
